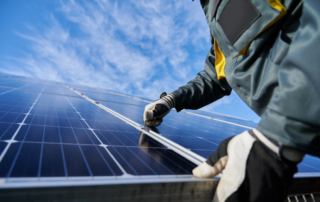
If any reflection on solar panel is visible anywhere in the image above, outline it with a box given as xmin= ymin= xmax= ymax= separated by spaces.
xmin=0 ymin=74 xmax=319 ymax=201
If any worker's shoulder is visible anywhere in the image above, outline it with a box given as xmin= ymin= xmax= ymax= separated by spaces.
xmin=202 ymin=0 xmax=299 ymax=58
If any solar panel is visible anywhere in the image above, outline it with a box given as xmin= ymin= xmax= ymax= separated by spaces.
xmin=93 ymin=92 xmax=320 ymax=175
xmin=0 ymin=81 xmax=199 ymax=184
xmin=0 ymin=74 xmax=319 ymax=200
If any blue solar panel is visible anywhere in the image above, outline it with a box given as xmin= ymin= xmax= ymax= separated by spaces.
xmin=0 ymin=74 xmax=319 ymax=190
xmin=0 ymin=81 xmax=197 ymax=181
xmin=96 ymin=97 xmax=320 ymax=174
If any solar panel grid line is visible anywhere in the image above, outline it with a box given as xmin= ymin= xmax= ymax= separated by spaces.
xmin=74 ymin=93 xmax=141 ymax=130
xmin=88 ymin=100 xmax=208 ymax=166
xmin=0 ymin=80 xmax=16 ymax=86
xmin=0 ymin=87 xmax=45 ymax=163
xmin=300 ymin=163 xmax=320 ymax=171
xmin=54 ymin=100 xmax=90 ymax=178
xmin=87 ymin=93 xmax=320 ymax=175
xmin=0 ymin=84 xmax=32 ymax=95
xmin=66 ymin=84 xmax=152 ymax=104
xmin=104 ymin=104 xmax=238 ymax=139
xmin=68 ymin=83 xmax=254 ymax=128
xmin=165 ymin=113 xmax=237 ymax=136
xmin=196 ymin=109 xmax=259 ymax=123
xmin=146 ymin=130 xmax=206 ymax=164
xmin=73 ymin=87 xmax=253 ymax=131
xmin=86 ymin=104 xmax=235 ymax=165
xmin=37 ymin=116 xmax=45 ymax=178
xmin=196 ymin=137 xmax=219 ymax=146
xmin=180 ymin=110 xmax=254 ymax=129
xmin=182 ymin=110 xmax=258 ymax=128
xmin=9 ymin=101 xmax=46 ymax=179
xmin=0 ymin=89 xmax=18 ymax=96
xmin=108 ymin=105 xmax=319 ymax=175
xmin=0 ymin=77 xmax=61 ymax=86
xmin=0 ymin=105 xmax=27 ymax=125
xmin=0 ymin=86 xmax=82 ymax=100
xmin=96 ymin=90 xmax=151 ymax=104
xmin=61 ymin=93 xmax=130 ymax=176
xmin=65 ymin=85 xmax=206 ymax=166
xmin=58 ymin=100 xmax=94 ymax=177
xmin=160 ymin=117 xmax=237 ymax=136
xmin=65 ymin=83 xmax=152 ymax=103
xmin=5 ymin=91 xmax=126 ymax=178
xmin=7 ymin=113 xmax=41 ymax=178
xmin=54 ymin=91 xmax=199 ymax=178
xmin=7 ymin=89 xmax=68 ymax=179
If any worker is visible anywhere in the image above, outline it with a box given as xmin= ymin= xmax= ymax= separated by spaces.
xmin=143 ymin=0 xmax=320 ymax=201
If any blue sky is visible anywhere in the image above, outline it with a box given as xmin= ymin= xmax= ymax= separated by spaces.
xmin=0 ymin=0 xmax=260 ymax=122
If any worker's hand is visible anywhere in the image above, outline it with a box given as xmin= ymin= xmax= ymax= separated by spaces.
xmin=143 ymin=93 xmax=175 ymax=127
xmin=193 ymin=129 xmax=304 ymax=202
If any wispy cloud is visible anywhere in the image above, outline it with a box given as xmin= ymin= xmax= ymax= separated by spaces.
xmin=1 ymin=0 xmax=210 ymax=99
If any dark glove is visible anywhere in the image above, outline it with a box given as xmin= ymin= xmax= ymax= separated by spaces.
xmin=192 ymin=129 xmax=305 ymax=202
xmin=143 ymin=93 xmax=175 ymax=127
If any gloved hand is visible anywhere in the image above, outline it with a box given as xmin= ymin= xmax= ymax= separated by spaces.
xmin=143 ymin=93 xmax=175 ymax=127
xmin=192 ymin=129 xmax=305 ymax=202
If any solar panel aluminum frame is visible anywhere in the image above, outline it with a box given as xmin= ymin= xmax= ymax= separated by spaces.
xmin=0 ymin=178 xmax=319 ymax=201
xmin=0 ymin=174 xmax=216 ymax=189
xmin=0 ymin=180 xmax=218 ymax=202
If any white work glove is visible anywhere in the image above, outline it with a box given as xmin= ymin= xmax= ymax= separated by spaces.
xmin=143 ymin=93 xmax=175 ymax=127
xmin=193 ymin=129 xmax=305 ymax=202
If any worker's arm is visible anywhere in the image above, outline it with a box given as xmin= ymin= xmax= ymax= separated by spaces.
xmin=171 ymin=47 xmax=232 ymax=112
xmin=256 ymin=0 xmax=320 ymax=156
xmin=143 ymin=47 xmax=232 ymax=127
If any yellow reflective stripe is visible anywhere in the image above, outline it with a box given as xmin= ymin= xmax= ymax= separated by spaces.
xmin=268 ymin=0 xmax=287 ymax=13
xmin=263 ymin=0 xmax=287 ymax=33
xmin=214 ymin=39 xmax=226 ymax=80
xmin=236 ymin=0 xmax=287 ymax=57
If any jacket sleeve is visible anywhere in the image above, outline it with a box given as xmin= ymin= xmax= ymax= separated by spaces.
xmin=257 ymin=0 xmax=320 ymax=156
xmin=171 ymin=47 xmax=232 ymax=112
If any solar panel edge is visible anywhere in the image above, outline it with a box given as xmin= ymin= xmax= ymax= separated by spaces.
xmin=64 ymin=84 xmax=206 ymax=166
xmin=64 ymin=84 xmax=320 ymax=177
xmin=0 ymin=174 xmax=214 ymax=189
xmin=180 ymin=110 xmax=254 ymax=130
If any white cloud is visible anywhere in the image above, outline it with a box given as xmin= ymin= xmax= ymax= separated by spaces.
xmin=1 ymin=0 xmax=211 ymax=99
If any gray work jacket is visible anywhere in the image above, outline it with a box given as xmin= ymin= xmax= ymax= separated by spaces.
xmin=171 ymin=0 xmax=320 ymax=156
